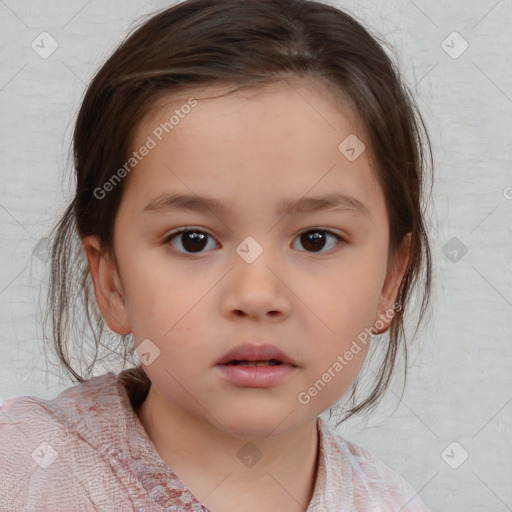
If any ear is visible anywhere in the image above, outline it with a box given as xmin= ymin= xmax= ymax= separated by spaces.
xmin=82 ymin=235 xmax=131 ymax=335
xmin=373 ymin=233 xmax=411 ymax=334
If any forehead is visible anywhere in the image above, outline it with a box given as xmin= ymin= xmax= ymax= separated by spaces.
xmin=136 ymin=77 xmax=365 ymax=147
xmin=124 ymin=78 xmax=381 ymax=210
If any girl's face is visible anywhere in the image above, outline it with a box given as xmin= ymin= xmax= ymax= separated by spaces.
xmin=84 ymin=78 xmax=409 ymax=439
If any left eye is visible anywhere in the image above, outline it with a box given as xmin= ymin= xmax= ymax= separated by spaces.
xmin=166 ymin=228 xmax=218 ymax=254
xmin=292 ymin=229 xmax=342 ymax=253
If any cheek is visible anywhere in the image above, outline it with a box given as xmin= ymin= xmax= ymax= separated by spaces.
xmin=118 ymin=249 xmax=189 ymax=322
xmin=125 ymin=279 xmax=213 ymax=365
xmin=297 ymin=254 xmax=385 ymax=393
xmin=303 ymin=256 xmax=384 ymax=333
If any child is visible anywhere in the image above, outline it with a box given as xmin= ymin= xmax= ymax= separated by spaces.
xmin=0 ymin=0 xmax=433 ymax=510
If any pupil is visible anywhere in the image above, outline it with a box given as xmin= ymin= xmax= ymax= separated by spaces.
xmin=182 ymin=231 xmax=207 ymax=252
xmin=301 ymin=231 xmax=325 ymax=252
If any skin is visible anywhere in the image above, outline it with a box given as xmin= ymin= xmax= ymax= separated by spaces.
xmin=82 ymin=78 xmax=410 ymax=512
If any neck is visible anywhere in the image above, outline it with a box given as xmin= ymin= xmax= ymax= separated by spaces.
xmin=136 ymin=384 xmax=320 ymax=512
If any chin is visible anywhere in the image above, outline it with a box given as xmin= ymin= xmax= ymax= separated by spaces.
xmin=217 ymin=409 xmax=302 ymax=441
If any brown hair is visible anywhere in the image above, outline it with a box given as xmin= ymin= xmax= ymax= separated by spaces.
xmin=43 ymin=0 xmax=433 ymax=422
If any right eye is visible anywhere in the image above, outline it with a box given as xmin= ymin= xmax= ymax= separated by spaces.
xmin=165 ymin=228 xmax=219 ymax=254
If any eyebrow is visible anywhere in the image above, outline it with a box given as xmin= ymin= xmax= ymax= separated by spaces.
xmin=143 ymin=191 xmax=369 ymax=217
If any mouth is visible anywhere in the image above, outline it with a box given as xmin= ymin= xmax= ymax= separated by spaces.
xmin=215 ymin=343 xmax=298 ymax=387
xmin=216 ymin=343 xmax=298 ymax=368
xmin=216 ymin=356 xmax=297 ymax=388
xmin=223 ymin=359 xmax=285 ymax=367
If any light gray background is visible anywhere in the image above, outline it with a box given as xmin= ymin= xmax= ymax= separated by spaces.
xmin=1 ymin=1 xmax=511 ymax=511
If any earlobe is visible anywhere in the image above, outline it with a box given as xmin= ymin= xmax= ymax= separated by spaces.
xmin=374 ymin=233 xmax=411 ymax=334
xmin=82 ymin=235 xmax=131 ymax=335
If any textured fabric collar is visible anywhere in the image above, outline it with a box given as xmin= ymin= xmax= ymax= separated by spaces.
xmin=51 ymin=366 xmax=335 ymax=510
xmin=28 ymin=366 xmax=427 ymax=511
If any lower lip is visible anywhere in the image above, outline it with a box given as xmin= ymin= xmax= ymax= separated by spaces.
xmin=215 ymin=363 xmax=296 ymax=388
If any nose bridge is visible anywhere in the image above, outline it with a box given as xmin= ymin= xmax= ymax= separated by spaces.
xmin=222 ymin=236 xmax=291 ymax=319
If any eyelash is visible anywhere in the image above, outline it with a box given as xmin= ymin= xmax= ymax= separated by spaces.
xmin=163 ymin=227 xmax=345 ymax=255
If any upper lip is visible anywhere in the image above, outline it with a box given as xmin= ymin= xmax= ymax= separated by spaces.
xmin=216 ymin=343 xmax=298 ymax=367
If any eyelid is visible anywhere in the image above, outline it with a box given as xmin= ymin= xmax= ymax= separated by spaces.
xmin=166 ymin=226 xmax=212 ymax=236
xmin=164 ymin=226 xmax=218 ymax=244
xmin=298 ymin=227 xmax=346 ymax=239
xmin=165 ymin=226 xmax=347 ymax=239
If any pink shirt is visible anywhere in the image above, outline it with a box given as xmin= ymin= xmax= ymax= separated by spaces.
xmin=1 ymin=367 xmax=429 ymax=511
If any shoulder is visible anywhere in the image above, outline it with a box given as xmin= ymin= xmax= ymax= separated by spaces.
xmin=316 ymin=418 xmax=430 ymax=511
xmin=0 ymin=372 xmax=128 ymax=510
xmin=0 ymin=371 xmax=119 ymax=440
xmin=0 ymin=391 xmax=69 ymax=457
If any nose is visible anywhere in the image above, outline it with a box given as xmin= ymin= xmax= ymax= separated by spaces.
xmin=221 ymin=256 xmax=292 ymax=322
